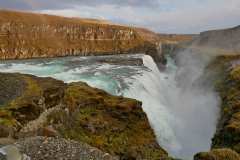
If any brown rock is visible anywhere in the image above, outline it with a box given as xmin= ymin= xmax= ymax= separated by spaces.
xmin=37 ymin=126 xmax=59 ymax=137
xmin=194 ymin=148 xmax=240 ymax=160
xmin=0 ymin=126 xmax=13 ymax=138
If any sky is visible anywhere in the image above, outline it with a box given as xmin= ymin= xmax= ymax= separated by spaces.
xmin=0 ymin=0 xmax=240 ymax=34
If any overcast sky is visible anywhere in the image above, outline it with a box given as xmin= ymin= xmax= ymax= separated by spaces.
xmin=0 ymin=0 xmax=240 ymax=34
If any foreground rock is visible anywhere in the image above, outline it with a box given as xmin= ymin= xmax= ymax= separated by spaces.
xmin=0 ymin=72 xmax=170 ymax=159
xmin=1 ymin=136 xmax=117 ymax=160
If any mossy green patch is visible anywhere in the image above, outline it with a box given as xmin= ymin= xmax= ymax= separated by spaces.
xmin=47 ymin=82 xmax=169 ymax=159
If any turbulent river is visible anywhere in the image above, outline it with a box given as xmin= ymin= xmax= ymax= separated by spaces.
xmin=0 ymin=54 xmax=219 ymax=159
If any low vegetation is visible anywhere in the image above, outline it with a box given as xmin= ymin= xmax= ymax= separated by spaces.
xmin=0 ymin=73 xmax=170 ymax=159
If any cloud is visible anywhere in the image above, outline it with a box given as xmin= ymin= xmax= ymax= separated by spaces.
xmin=0 ymin=0 xmax=159 ymax=10
xmin=0 ymin=0 xmax=240 ymax=33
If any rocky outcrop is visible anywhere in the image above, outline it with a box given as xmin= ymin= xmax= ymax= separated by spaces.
xmin=0 ymin=72 xmax=170 ymax=159
xmin=194 ymin=148 xmax=240 ymax=160
xmin=191 ymin=25 xmax=240 ymax=54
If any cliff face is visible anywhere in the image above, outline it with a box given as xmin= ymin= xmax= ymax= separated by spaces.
xmin=192 ymin=25 xmax=240 ymax=54
xmin=189 ymin=26 xmax=240 ymax=154
xmin=0 ymin=10 xmax=194 ymax=66
xmin=191 ymin=53 xmax=240 ymax=160
xmin=194 ymin=55 xmax=240 ymax=160
xmin=135 ymin=27 xmax=195 ymax=43
xmin=175 ymin=25 xmax=240 ymax=159
xmin=0 ymin=10 xmax=147 ymax=60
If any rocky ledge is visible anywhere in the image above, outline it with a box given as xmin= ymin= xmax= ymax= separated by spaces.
xmin=0 ymin=72 xmax=170 ymax=160
xmin=193 ymin=55 xmax=240 ymax=160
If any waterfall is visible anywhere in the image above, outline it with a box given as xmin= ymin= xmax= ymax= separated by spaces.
xmin=124 ymin=54 xmax=219 ymax=159
xmin=124 ymin=55 xmax=182 ymax=153
xmin=0 ymin=53 xmax=220 ymax=159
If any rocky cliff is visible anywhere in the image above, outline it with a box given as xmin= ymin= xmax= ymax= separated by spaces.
xmin=0 ymin=10 xmax=148 ymax=60
xmin=193 ymin=55 xmax=240 ymax=160
xmin=191 ymin=25 xmax=240 ymax=54
xmin=0 ymin=10 xmax=194 ymax=69
xmin=188 ymin=24 xmax=240 ymax=159
xmin=212 ymin=56 xmax=240 ymax=152
xmin=0 ymin=73 xmax=171 ymax=160
xmin=135 ymin=27 xmax=194 ymax=43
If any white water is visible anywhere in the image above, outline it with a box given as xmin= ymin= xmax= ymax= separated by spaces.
xmin=136 ymin=55 xmax=219 ymax=159
xmin=0 ymin=54 xmax=219 ymax=159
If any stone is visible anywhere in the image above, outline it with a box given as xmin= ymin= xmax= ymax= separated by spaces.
xmin=38 ymin=126 xmax=59 ymax=137
xmin=194 ymin=148 xmax=240 ymax=160
xmin=0 ymin=145 xmax=23 ymax=160
xmin=15 ymin=137 xmax=119 ymax=160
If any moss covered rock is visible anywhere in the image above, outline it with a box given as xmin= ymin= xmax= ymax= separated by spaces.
xmin=0 ymin=73 xmax=169 ymax=159
xmin=48 ymin=82 xmax=169 ymax=159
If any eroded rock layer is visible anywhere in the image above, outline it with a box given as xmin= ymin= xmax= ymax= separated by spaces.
xmin=0 ymin=10 xmax=148 ymax=59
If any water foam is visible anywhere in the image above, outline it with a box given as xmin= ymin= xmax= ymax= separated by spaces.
xmin=124 ymin=55 xmax=219 ymax=159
